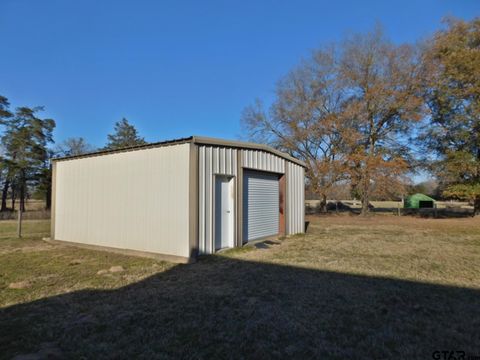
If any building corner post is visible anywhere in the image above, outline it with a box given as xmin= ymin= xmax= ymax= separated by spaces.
xmin=189 ymin=142 xmax=199 ymax=259
xmin=50 ymin=161 xmax=57 ymax=241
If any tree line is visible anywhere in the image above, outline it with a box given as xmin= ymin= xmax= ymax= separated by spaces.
xmin=0 ymin=100 xmax=146 ymax=213
xmin=242 ymin=18 xmax=480 ymax=215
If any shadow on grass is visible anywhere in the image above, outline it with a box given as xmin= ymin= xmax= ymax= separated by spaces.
xmin=1 ymin=256 xmax=479 ymax=359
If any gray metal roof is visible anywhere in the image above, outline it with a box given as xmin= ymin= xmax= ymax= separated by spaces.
xmin=52 ymin=135 xmax=306 ymax=167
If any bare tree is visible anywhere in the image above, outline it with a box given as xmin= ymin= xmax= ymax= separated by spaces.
xmin=339 ymin=27 xmax=427 ymax=214
xmin=242 ymin=27 xmax=426 ymax=214
xmin=242 ymin=46 xmax=351 ymax=212
xmin=56 ymin=137 xmax=95 ymax=157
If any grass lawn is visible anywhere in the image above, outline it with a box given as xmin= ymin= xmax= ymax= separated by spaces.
xmin=1 ymin=216 xmax=479 ymax=359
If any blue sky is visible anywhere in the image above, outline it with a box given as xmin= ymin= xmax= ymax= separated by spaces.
xmin=0 ymin=0 xmax=478 ymax=148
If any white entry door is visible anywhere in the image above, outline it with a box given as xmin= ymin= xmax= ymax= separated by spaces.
xmin=215 ymin=176 xmax=234 ymax=251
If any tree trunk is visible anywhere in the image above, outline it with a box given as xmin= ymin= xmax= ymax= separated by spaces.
xmin=361 ymin=194 xmax=370 ymax=215
xmin=360 ymin=172 xmax=371 ymax=216
xmin=46 ymin=184 xmax=51 ymax=210
xmin=361 ymin=137 xmax=375 ymax=216
xmin=319 ymin=193 xmax=328 ymax=213
xmin=1 ymin=180 xmax=9 ymax=211
xmin=19 ymin=184 xmax=25 ymax=213
xmin=474 ymin=196 xmax=480 ymax=217
xmin=11 ymin=188 xmax=15 ymax=212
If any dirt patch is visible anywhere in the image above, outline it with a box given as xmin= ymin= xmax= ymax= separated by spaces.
xmin=68 ymin=259 xmax=83 ymax=266
xmin=0 ymin=244 xmax=56 ymax=256
xmin=109 ymin=265 xmax=124 ymax=273
xmin=8 ymin=281 xmax=31 ymax=289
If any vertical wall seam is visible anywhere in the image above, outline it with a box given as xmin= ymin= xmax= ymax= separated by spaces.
xmin=237 ymin=150 xmax=243 ymax=246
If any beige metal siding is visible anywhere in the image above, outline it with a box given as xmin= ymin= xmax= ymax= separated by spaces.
xmin=286 ymin=162 xmax=305 ymax=234
xmin=54 ymin=144 xmax=191 ymax=258
xmin=198 ymin=146 xmax=303 ymax=254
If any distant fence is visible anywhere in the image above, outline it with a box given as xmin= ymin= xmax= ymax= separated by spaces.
xmin=401 ymin=208 xmax=473 ymax=218
xmin=0 ymin=210 xmax=51 ymax=221
xmin=306 ymin=200 xmax=474 ymax=218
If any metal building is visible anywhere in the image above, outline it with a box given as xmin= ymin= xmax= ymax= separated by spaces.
xmin=51 ymin=136 xmax=305 ymax=263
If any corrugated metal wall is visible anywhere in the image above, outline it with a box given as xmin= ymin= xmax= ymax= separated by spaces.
xmin=54 ymin=144 xmax=191 ymax=258
xmin=286 ymin=162 xmax=305 ymax=235
xmin=242 ymin=149 xmax=285 ymax=173
xmin=198 ymin=145 xmax=304 ymax=254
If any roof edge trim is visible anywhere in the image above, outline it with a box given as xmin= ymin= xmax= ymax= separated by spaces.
xmin=52 ymin=137 xmax=194 ymax=162
xmin=52 ymin=135 xmax=306 ymax=167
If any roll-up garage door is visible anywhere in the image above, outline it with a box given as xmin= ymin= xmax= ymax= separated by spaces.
xmin=243 ymin=170 xmax=279 ymax=241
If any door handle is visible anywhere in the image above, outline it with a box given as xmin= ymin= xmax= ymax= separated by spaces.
xmin=226 ymin=210 xmax=231 ymax=213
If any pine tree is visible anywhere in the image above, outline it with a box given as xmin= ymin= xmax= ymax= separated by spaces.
xmin=0 ymin=106 xmax=55 ymax=212
xmin=0 ymin=96 xmax=13 ymax=211
xmin=104 ymin=118 xmax=147 ymax=150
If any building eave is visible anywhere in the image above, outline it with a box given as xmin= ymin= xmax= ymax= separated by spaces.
xmin=52 ymin=135 xmax=306 ymax=167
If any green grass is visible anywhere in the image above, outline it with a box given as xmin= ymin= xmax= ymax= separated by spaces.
xmin=1 ymin=216 xmax=479 ymax=359
xmin=0 ymin=220 xmax=173 ymax=308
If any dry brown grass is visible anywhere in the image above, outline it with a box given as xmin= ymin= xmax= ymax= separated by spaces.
xmin=23 ymin=200 xmax=47 ymax=211
xmin=1 ymin=216 xmax=479 ymax=359
xmin=251 ymin=215 xmax=480 ymax=289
